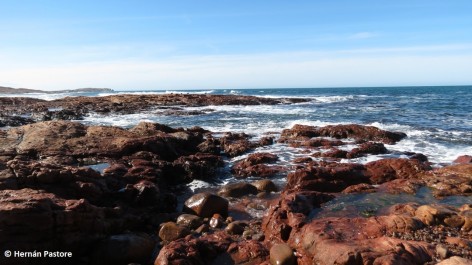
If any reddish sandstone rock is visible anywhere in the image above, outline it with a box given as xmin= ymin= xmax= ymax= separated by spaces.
xmin=290 ymin=216 xmax=433 ymax=265
xmin=286 ymin=163 xmax=369 ymax=192
xmin=347 ymin=141 xmax=388 ymax=158
xmin=365 ymin=158 xmax=431 ymax=184
xmin=420 ymin=164 xmax=472 ymax=197
xmin=154 ymin=231 xmax=233 ymax=265
xmin=232 ymin=153 xmax=284 ymax=178
xmin=0 ymin=121 xmax=206 ymax=160
xmin=262 ymin=191 xmax=335 ymax=243
xmin=454 ymin=155 xmax=472 ymax=164
xmin=226 ymin=240 xmax=269 ymax=264
xmin=280 ymin=124 xmax=406 ymax=144
xmin=0 ymin=189 xmax=107 ymax=256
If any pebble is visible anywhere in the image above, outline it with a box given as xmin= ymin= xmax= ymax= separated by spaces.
xmin=209 ymin=213 xmax=225 ymax=228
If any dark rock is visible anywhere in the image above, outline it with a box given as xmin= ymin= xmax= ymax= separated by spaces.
xmin=251 ymin=179 xmax=278 ymax=193
xmin=91 ymin=233 xmax=155 ymax=265
xmin=176 ymin=214 xmax=203 ymax=229
xmin=225 ymin=222 xmax=244 ymax=235
xmin=158 ymin=222 xmax=190 ymax=243
xmin=183 ymin=192 xmax=229 ymax=218
xmin=218 ymin=182 xmax=258 ymax=198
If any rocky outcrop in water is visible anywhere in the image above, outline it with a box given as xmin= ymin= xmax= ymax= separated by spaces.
xmin=0 ymin=117 xmax=471 ymax=264
xmin=0 ymin=94 xmax=310 ymax=126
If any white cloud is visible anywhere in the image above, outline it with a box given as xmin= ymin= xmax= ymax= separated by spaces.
xmin=348 ymin=32 xmax=377 ymax=40
xmin=1 ymin=44 xmax=472 ymax=90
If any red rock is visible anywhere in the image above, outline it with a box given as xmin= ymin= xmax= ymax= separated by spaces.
xmin=154 ymin=231 xmax=232 ymax=265
xmin=365 ymin=158 xmax=431 ymax=184
xmin=0 ymin=189 xmax=107 ymax=254
xmin=454 ymin=155 xmax=472 ymax=164
xmin=232 ymin=153 xmax=284 ymax=178
xmin=420 ymin=164 xmax=472 ymax=197
xmin=281 ymin=124 xmax=407 ymax=144
xmin=347 ymin=142 xmax=388 ymax=158
xmin=286 ymin=163 xmax=369 ymax=192
xmin=226 ymin=240 xmax=269 ymax=265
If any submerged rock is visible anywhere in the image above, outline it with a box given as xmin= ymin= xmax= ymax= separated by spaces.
xmin=218 ymin=182 xmax=258 ymax=198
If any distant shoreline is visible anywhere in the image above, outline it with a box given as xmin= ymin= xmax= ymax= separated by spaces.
xmin=0 ymin=86 xmax=114 ymax=94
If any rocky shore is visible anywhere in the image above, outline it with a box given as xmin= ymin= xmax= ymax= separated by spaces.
xmin=0 ymin=94 xmax=471 ymax=265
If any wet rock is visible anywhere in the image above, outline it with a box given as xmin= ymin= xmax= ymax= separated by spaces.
xmin=196 ymin=138 xmax=220 ymax=154
xmin=218 ymin=182 xmax=258 ymax=198
xmin=259 ymin=136 xmax=274 ymax=146
xmin=292 ymin=157 xmax=312 ymax=163
xmin=293 ymin=217 xmax=434 ymax=264
xmin=226 ymin=240 xmax=269 ymax=265
xmin=454 ymin=155 xmax=472 ymax=164
xmin=210 ymin=214 xmax=225 ymax=228
xmin=320 ymin=148 xmax=348 ymax=158
xmin=251 ymin=179 xmax=278 ymax=193
xmin=341 ymin=183 xmax=376 ymax=193
xmin=270 ymin=243 xmax=295 ymax=265
xmin=158 ymin=222 xmax=190 ymax=243
xmin=232 ymin=152 xmax=284 ymax=178
xmin=172 ymin=153 xmax=224 ymax=181
xmin=286 ymin=162 xmax=369 ymax=192
xmin=366 ymin=158 xmax=431 ymax=184
xmin=347 ymin=142 xmax=388 ymax=158
xmin=183 ymin=192 xmax=229 ymax=218
xmin=0 ymin=115 xmax=35 ymax=127
xmin=91 ymin=233 xmax=155 ymax=265
xmin=280 ymin=124 xmax=406 ymax=144
xmin=225 ymin=222 xmax=244 ymax=235
xmin=195 ymin=224 xmax=209 ymax=234
xmin=176 ymin=214 xmax=203 ymax=229
xmin=154 ymin=231 xmax=233 ymax=264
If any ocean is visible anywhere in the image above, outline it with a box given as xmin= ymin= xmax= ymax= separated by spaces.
xmin=4 ymin=86 xmax=472 ymax=167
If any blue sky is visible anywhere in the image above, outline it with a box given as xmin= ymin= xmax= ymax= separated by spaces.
xmin=1 ymin=1 xmax=472 ymax=90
